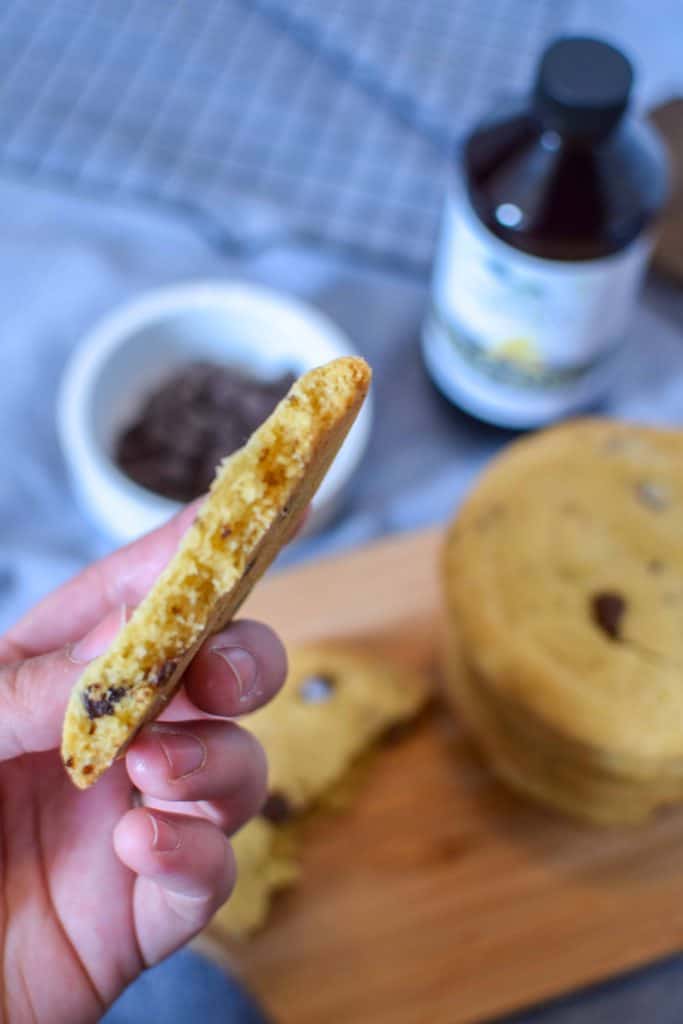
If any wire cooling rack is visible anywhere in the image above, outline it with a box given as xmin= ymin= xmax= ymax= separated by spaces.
xmin=0 ymin=0 xmax=677 ymax=275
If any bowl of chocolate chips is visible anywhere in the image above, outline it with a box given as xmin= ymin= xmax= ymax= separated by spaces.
xmin=58 ymin=281 xmax=372 ymax=542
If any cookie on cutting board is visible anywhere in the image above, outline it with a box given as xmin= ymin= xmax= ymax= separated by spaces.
xmin=62 ymin=357 xmax=371 ymax=788
xmin=207 ymin=644 xmax=431 ymax=939
xmin=442 ymin=418 xmax=683 ymax=824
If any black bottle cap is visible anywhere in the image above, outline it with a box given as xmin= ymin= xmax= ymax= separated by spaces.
xmin=534 ymin=37 xmax=633 ymax=139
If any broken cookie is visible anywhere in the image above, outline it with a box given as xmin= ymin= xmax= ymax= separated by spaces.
xmin=205 ymin=644 xmax=431 ymax=939
xmin=61 ymin=357 xmax=371 ymax=788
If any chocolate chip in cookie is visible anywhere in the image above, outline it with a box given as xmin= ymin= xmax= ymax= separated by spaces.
xmin=591 ymin=591 xmax=626 ymax=641
xmin=261 ymin=791 xmax=293 ymax=824
xmin=82 ymin=685 xmax=127 ymax=719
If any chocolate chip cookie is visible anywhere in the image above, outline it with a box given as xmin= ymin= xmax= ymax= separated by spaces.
xmin=207 ymin=645 xmax=431 ymax=938
xmin=443 ymin=419 xmax=683 ymax=824
xmin=62 ymin=357 xmax=371 ymax=788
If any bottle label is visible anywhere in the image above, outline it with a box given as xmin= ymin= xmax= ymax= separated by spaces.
xmin=431 ymin=193 xmax=651 ymax=390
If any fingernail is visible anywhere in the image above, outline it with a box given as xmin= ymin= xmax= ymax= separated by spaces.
xmin=150 ymin=725 xmax=207 ymax=780
xmin=211 ymin=646 xmax=259 ymax=704
xmin=68 ymin=604 xmax=129 ymax=663
xmin=147 ymin=812 xmax=181 ymax=853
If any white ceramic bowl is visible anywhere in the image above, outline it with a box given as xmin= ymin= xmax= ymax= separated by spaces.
xmin=58 ymin=281 xmax=372 ymax=544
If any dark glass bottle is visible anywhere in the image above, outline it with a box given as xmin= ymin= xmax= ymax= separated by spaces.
xmin=423 ymin=37 xmax=669 ymax=429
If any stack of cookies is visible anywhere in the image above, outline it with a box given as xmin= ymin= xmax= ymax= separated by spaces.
xmin=443 ymin=420 xmax=683 ymax=825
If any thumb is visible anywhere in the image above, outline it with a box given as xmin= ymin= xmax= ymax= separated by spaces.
xmin=0 ymin=607 xmax=126 ymax=762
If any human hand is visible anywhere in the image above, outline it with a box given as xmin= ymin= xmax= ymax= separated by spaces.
xmin=0 ymin=504 xmax=287 ymax=1022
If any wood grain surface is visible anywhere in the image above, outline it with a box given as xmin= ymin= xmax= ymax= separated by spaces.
xmin=201 ymin=527 xmax=683 ymax=1024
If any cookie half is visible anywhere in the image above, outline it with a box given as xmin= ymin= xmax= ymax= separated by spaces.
xmin=208 ymin=644 xmax=431 ymax=938
xmin=244 ymin=644 xmax=431 ymax=814
xmin=62 ymin=357 xmax=371 ymax=788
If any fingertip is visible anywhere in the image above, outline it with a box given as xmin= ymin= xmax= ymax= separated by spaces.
xmin=113 ymin=807 xmax=151 ymax=869
xmin=125 ymin=720 xmax=268 ymax=828
xmin=114 ymin=808 xmax=236 ymax=903
xmin=117 ymin=808 xmax=236 ymax=965
xmin=185 ymin=619 xmax=287 ymax=717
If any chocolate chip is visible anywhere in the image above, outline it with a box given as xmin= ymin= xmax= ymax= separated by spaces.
xmin=591 ymin=591 xmax=626 ymax=641
xmin=82 ymin=685 xmax=127 ymax=719
xmin=299 ymin=674 xmax=336 ymax=703
xmin=220 ymin=524 xmax=233 ymax=539
xmin=261 ymin=791 xmax=292 ymax=824
xmin=635 ymin=481 xmax=669 ymax=511
xmin=64 ymin=756 xmax=74 ymax=769
xmin=115 ymin=362 xmax=296 ymax=502
xmin=82 ymin=765 xmax=94 ymax=776
xmin=150 ymin=659 xmax=179 ymax=686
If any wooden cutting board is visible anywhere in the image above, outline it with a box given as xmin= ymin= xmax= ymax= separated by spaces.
xmin=201 ymin=527 xmax=683 ymax=1024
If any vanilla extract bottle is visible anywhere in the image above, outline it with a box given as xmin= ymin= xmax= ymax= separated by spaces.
xmin=423 ymin=37 xmax=668 ymax=428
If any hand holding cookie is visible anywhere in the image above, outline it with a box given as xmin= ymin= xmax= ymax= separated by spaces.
xmin=0 ymin=357 xmax=371 ymax=1022
xmin=0 ymin=505 xmax=290 ymax=1021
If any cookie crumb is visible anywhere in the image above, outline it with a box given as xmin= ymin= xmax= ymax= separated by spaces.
xmin=591 ymin=591 xmax=626 ymax=641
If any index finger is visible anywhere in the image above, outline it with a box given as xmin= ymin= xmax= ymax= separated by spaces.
xmin=2 ymin=500 xmax=201 ymax=661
